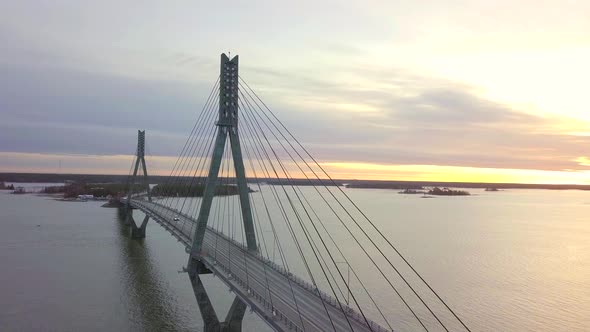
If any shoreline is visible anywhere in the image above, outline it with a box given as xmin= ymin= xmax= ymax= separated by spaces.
xmin=2 ymin=173 xmax=590 ymax=191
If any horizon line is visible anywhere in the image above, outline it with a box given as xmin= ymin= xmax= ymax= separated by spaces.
xmin=2 ymin=171 xmax=590 ymax=188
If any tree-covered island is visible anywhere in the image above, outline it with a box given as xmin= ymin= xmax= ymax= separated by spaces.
xmin=427 ymin=187 xmax=471 ymax=196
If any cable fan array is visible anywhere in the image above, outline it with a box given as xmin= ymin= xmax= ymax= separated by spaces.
xmin=138 ymin=75 xmax=471 ymax=332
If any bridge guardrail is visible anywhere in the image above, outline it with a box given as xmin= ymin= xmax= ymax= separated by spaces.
xmin=130 ymin=199 xmax=390 ymax=332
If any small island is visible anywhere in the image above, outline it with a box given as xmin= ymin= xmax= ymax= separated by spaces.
xmin=150 ymin=183 xmax=252 ymax=197
xmin=427 ymin=187 xmax=470 ymax=196
xmin=34 ymin=182 xmax=253 ymax=202
xmin=485 ymin=187 xmax=500 ymax=192
xmin=398 ymin=188 xmax=426 ymax=194
xmin=42 ymin=182 xmax=133 ymax=199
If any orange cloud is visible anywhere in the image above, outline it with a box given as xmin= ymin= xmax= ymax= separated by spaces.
xmin=2 ymin=152 xmax=590 ymax=185
xmin=321 ymin=162 xmax=590 ymax=184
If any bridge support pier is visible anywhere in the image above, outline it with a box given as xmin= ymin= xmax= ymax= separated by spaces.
xmin=121 ymin=208 xmax=149 ymax=239
xmin=131 ymin=215 xmax=149 ymax=239
xmin=184 ymin=54 xmax=252 ymax=332
xmin=119 ymin=201 xmax=132 ymax=225
xmin=123 ymin=129 xmax=152 ymax=239
xmin=188 ymin=267 xmax=247 ymax=332
xmin=222 ymin=297 xmax=247 ymax=332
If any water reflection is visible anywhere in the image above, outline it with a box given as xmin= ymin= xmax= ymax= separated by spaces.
xmin=115 ymin=210 xmax=187 ymax=331
xmin=1 ymin=189 xmax=588 ymax=331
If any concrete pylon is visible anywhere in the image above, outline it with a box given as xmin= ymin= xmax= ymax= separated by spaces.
xmin=187 ymin=53 xmax=256 ymax=332
xmin=190 ymin=54 xmax=257 ymax=255
xmin=125 ymin=130 xmax=151 ymax=238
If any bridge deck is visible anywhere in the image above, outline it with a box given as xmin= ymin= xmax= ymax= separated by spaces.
xmin=130 ymin=199 xmax=389 ymax=332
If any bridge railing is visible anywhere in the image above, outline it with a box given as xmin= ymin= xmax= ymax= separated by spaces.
xmin=131 ymin=198 xmax=391 ymax=332
xmin=131 ymin=200 xmax=193 ymax=247
xmin=199 ymin=215 xmax=391 ymax=332
xmin=209 ymin=252 xmax=304 ymax=331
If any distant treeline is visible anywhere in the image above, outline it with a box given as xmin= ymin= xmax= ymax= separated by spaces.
xmin=0 ymin=173 xmax=340 ymax=187
xmin=428 ymin=187 xmax=470 ymax=196
xmin=0 ymin=182 xmax=15 ymax=190
xmin=0 ymin=173 xmax=171 ymax=184
xmin=348 ymin=182 xmax=424 ymax=190
xmin=151 ymin=183 xmax=245 ymax=197
xmin=2 ymin=173 xmax=590 ymax=191
xmin=344 ymin=180 xmax=590 ymax=191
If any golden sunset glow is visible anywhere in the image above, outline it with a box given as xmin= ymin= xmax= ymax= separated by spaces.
xmin=2 ymin=150 xmax=590 ymax=185
xmin=321 ymin=162 xmax=590 ymax=185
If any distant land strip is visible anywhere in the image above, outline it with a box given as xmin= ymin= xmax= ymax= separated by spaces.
xmin=1 ymin=173 xmax=589 ymax=191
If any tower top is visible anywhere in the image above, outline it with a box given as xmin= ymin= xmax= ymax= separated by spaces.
xmin=136 ymin=130 xmax=145 ymax=158
xmin=221 ymin=53 xmax=238 ymax=64
xmin=218 ymin=53 xmax=239 ymax=127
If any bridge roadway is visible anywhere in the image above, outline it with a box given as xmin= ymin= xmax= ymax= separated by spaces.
xmin=129 ymin=198 xmax=390 ymax=332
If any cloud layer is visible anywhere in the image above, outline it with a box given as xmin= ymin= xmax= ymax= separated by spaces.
xmin=1 ymin=1 xmax=589 ymax=180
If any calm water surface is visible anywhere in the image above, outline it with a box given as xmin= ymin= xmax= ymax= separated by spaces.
xmin=0 ymin=188 xmax=588 ymax=331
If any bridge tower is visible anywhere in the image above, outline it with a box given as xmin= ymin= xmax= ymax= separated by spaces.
xmin=125 ymin=129 xmax=151 ymax=238
xmin=190 ymin=54 xmax=257 ymax=254
xmin=188 ymin=53 xmax=256 ymax=332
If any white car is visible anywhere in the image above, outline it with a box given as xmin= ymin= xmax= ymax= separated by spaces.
xmin=173 ymin=216 xmax=180 ymax=221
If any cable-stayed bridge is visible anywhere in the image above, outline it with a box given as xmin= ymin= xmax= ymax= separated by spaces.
xmin=122 ymin=54 xmax=471 ymax=332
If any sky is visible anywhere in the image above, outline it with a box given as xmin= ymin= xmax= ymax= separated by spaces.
xmin=1 ymin=1 xmax=589 ymax=184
